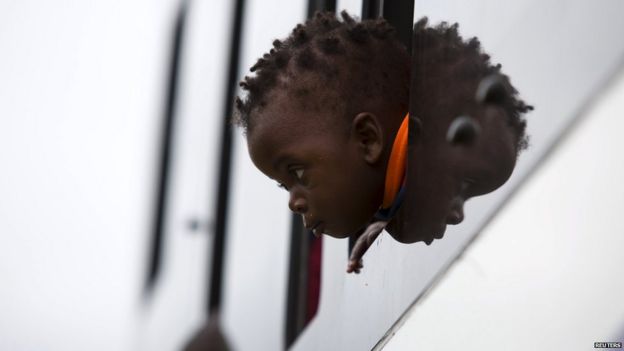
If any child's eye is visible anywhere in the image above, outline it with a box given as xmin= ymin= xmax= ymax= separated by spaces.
xmin=294 ymin=169 xmax=304 ymax=180
xmin=287 ymin=167 xmax=305 ymax=181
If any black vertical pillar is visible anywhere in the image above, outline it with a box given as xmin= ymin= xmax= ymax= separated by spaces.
xmin=381 ymin=0 xmax=414 ymax=52
xmin=145 ymin=0 xmax=188 ymax=295
xmin=208 ymin=0 xmax=246 ymax=313
xmin=361 ymin=0 xmax=413 ymax=51
xmin=308 ymin=0 xmax=336 ymax=16
xmin=361 ymin=0 xmax=383 ymax=19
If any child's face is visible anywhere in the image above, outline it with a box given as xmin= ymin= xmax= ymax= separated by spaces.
xmin=397 ymin=103 xmax=517 ymax=244
xmin=247 ymin=89 xmax=384 ymax=238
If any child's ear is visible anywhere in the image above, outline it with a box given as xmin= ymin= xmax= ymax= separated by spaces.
xmin=351 ymin=112 xmax=384 ymax=165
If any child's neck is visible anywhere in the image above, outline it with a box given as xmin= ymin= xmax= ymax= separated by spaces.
xmin=374 ymin=114 xmax=408 ymax=222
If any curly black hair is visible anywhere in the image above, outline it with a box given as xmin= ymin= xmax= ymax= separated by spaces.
xmin=233 ymin=11 xmax=410 ymax=135
xmin=411 ymin=17 xmax=533 ymax=152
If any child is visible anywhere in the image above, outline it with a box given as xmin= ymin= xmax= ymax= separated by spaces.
xmin=348 ymin=18 xmax=533 ymax=271
xmin=234 ymin=11 xmax=410 ymax=239
xmin=233 ymin=13 xmax=532 ymax=273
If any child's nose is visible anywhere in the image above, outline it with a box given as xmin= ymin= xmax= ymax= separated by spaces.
xmin=288 ymin=194 xmax=308 ymax=214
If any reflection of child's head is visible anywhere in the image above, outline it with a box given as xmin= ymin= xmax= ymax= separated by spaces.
xmin=233 ymin=12 xmax=410 ymax=238
xmin=396 ymin=18 xmax=533 ymax=244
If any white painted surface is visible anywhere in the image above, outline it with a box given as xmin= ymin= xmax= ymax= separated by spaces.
xmin=0 ymin=0 xmax=231 ymax=349
xmin=3 ymin=1 xmax=624 ymax=350
xmin=383 ymin=61 xmax=624 ymax=351
xmin=0 ymin=0 xmax=179 ymax=350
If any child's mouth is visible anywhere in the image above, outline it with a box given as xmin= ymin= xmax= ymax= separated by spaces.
xmin=303 ymin=218 xmax=324 ymax=237
xmin=311 ymin=222 xmax=324 ymax=237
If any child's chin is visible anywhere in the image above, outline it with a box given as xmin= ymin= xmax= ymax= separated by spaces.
xmin=320 ymin=225 xmax=349 ymax=239
xmin=325 ymin=221 xmax=370 ymax=239
xmin=389 ymin=224 xmax=447 ymax=244
xmin=325 ymin=229 xmax=353 ymax=239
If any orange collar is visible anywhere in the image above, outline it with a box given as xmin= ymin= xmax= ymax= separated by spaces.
xmin=381 ymin=114 xmax=408 ymax=209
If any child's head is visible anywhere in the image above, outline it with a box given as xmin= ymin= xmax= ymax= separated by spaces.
xmin=233 ymin=11 xmax=410 ymax=238
xmin=395 ymin=18 xmax=533 ymax=244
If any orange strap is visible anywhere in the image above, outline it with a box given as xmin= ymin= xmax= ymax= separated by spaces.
xmin=381 ymin=114 xmax=408 ymax=209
